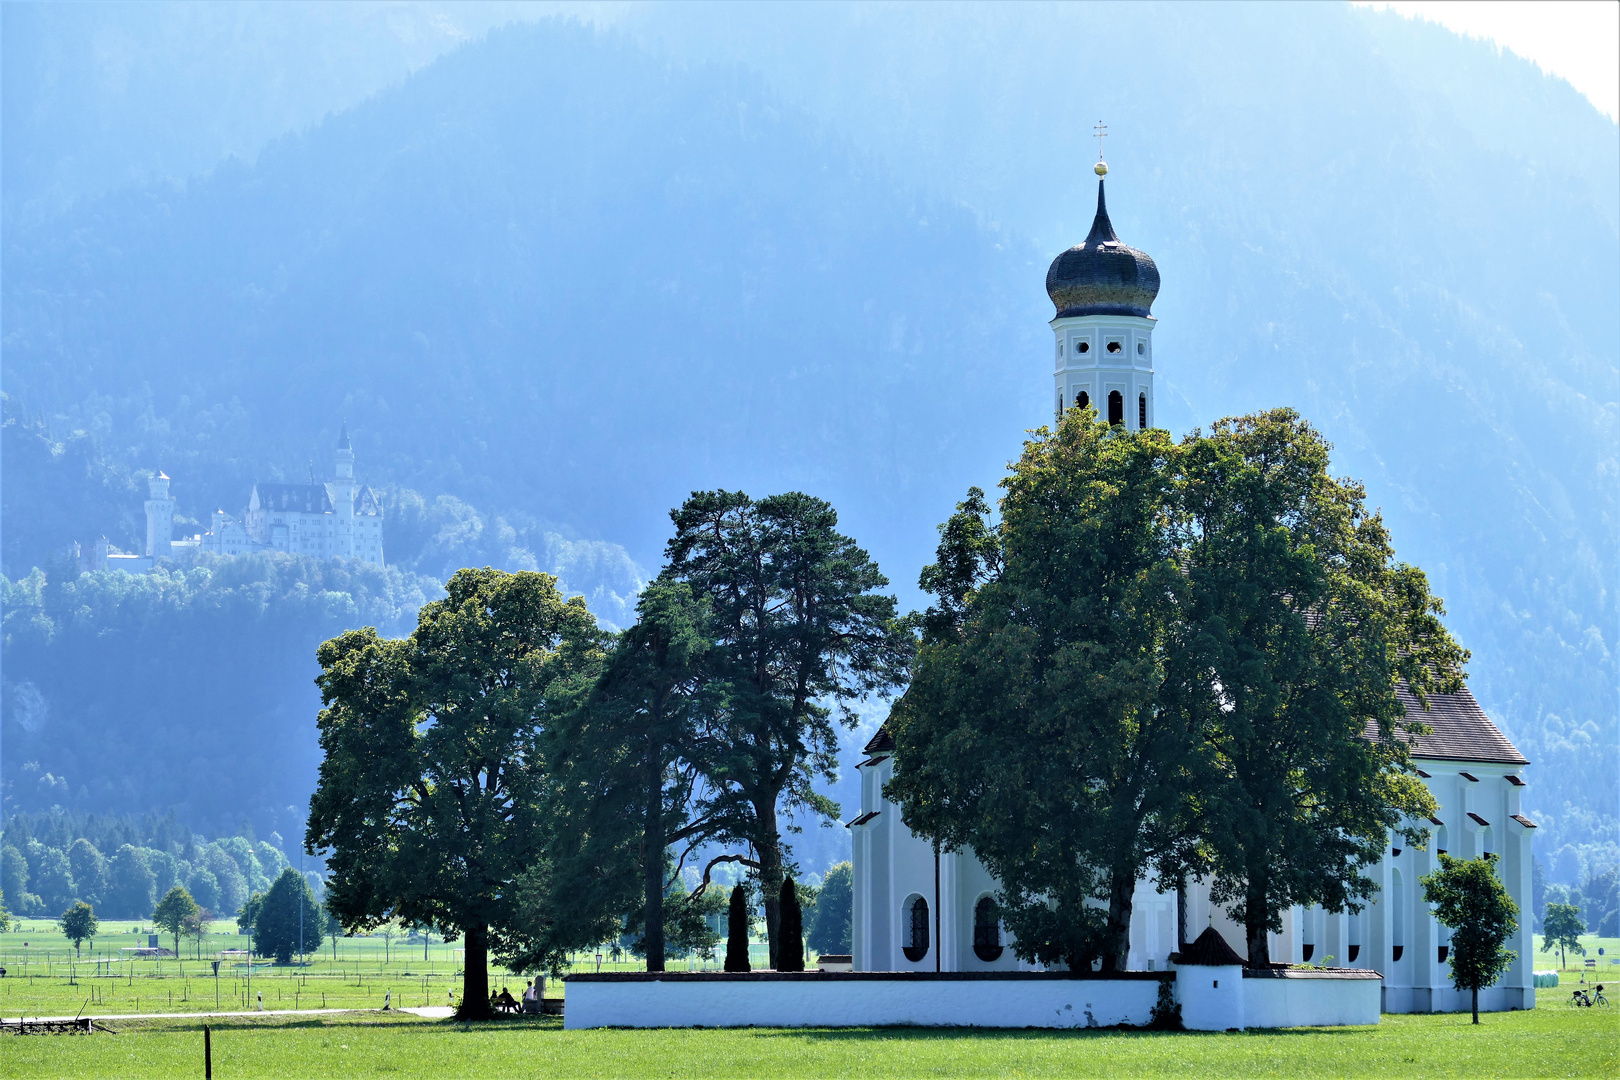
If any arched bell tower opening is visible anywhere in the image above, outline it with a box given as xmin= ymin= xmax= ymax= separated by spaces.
xmin=1047 ymin=158 xmax=1158 ymax=430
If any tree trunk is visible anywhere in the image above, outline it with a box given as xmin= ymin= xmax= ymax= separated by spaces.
xmin=644 ymin=742 xmax=667 ymax=972
xmin=458 ymin=923 xmax=492 ymax=1019
xmin=1245 ymin=879 xmax=1270 ymax=968
xmin=1471 ymin=986 xmax=1478 ymax=1025
xmin=1101 ymin=868 xmax=1135 ymax=972
xmin=756 ymin=801 xmax=784 ymax=969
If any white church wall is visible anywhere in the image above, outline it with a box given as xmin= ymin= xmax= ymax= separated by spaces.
xmin=1241 ymin=970 xmax=1382 ymax=1029
xmin=564 ymin=972 xmax=1166 ymax=1030
xmin=565 ymin=970 xmax=1382 ymax=1030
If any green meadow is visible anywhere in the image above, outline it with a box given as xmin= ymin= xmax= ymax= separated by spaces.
xmin=4 ymin=917 xmax=1616 ymax=1077
xmin=2 ymin=1004 xmax=1615 ymax=1079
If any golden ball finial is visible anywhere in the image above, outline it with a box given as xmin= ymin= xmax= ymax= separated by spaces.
xmin=1094 ymin=160 xmax=1108 ymax=177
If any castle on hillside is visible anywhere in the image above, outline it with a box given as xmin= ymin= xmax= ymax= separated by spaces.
xmin=84 ymin=426 xmax=384 ymax=572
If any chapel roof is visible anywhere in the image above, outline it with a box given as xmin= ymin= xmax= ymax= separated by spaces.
xmin=862 ymin=727 xmax=896 ymax=755
xmin=1380 ymin=684 xmax=1527 ymax=766
xmin=866 ymin=684 xmax=1526 ymax=769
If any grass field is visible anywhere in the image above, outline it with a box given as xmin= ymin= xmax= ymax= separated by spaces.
xmin=3 ymin=918 xmax=1616 ymax=1077
xmin=2 ymin=1003 xmax=1615 ymax=1079
xmin=0 ymin=915 xmax=783 ymax=1019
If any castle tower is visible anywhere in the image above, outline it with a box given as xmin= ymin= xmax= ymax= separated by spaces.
xmin=144 ymin=472 xmax=175 ymax=558
xmin=332 ymin=423 xmax=357 ymax=558
xmin=1045 ymin=161 xmax=1160 ymax=429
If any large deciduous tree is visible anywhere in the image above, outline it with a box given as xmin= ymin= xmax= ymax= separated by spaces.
xmin=153 ymin=885 xmax=197 ymax=957
xmin=887 ymin=413 xmax=1200 ymax=971
xmin=661 ymin=491 xmax=911 ymax=967
xmin=60 ymin=900 xmax=98 ymax=958
xmin=1540 ymin=902 xmax=1584 ymax=970
xmin=306 ymin=568 xmax=602 ymax=1018
xmin=1182 ymin=409 xmax=1452 ymax=965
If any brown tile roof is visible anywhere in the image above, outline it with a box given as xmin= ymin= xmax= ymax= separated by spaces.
xmin=863 ymin=727 xmax=896 ymax=755
xmin=845 ymin=811 xmax=881 ymax=829
xmin=1170 ymin=926 xmax=1247 ymax=967
xmin=1510 ymin=815 xmax=1538 ymax=829
xmin=1468 ymin=812 xmax=1490 ymax=826
xmin=1381 ymin=684 xmax=1528 ymax=766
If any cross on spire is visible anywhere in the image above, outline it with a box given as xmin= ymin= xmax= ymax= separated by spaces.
xmin=1093 ymin=121 xmax=1107 ymax=161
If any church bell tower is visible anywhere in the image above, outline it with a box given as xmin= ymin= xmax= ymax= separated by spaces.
xmin=1045 ymin=147 xmax=1159 ymax=430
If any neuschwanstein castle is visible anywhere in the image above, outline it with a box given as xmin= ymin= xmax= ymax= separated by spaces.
xmin=83 ymin=426 xmax=384 ymax=572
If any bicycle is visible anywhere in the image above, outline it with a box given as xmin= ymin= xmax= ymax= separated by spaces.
xmin=1592 ymin=984 xmax=1609 ymax=1006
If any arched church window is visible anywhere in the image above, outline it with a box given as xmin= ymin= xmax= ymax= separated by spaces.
xmin=1077 ymin=391 xmax=1090 ymax=410
xmin=1108 ymin=391 xmax=1124 ymax=425
xmin=1078 ymin=341 xmax=1090 ymax=354
xmin=1137 ymin=341 xmax=1146 ymax=355
xmin=973 ymin=897 xmax=1004 ymax=962
xmin=903 ymin=896 xmax=930 ymax=962
xmin=1139 ymin=393 xmax=1147 ymax=429
xmin=1392 ymin=869 xmax=1406 ymax=963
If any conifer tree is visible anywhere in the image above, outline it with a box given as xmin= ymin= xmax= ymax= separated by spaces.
xmin=777 ymin=877 xmax=805 ymax=971
xmin=660 ymin=491 xmax=911 ymax=967
xmin=724 ymin=885 xmax=751 ymax=972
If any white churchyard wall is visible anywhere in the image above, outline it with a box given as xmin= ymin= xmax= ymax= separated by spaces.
xmin=563 ymin=970 xmax=1379 ymax=1031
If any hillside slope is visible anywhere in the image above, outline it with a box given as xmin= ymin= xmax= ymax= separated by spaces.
xmin=2 ymin=9 xmax=1613 ymax=878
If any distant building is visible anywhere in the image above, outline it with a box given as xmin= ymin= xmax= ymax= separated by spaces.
xmin=83 ymin=426 xmax=384 ymax=571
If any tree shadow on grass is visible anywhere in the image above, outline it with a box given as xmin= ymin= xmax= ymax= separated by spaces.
xmin=748 ymin=1024 xmax=1368 ymax=1042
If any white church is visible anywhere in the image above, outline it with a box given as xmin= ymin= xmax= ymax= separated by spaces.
xmin=85 ymin=425 xmax=385 ymax=572
xmin=848 ymin=171 xmax=1536 ymax=1014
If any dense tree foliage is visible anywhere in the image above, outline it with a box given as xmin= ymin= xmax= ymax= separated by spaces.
xmin=307 ymin=567 xmax=603 ymax=1018
xmin=807 ymin=862 xmax=852 ymax=956
xmin=153 ymin=885 xmax=198 ymax=957
xmin=1184 ymin=410 xmax=1452 ymax=965
xmin=0 ymin=809 xmax=290 ymax=918
xmin=889 ymin=413 xmax=1199 ymax=971
xmin=889 ymin=409 xmax=1455 ymax=969
xmin=59 ymin=899 xmax=98 ymax=957
xmin=659 ymin=491 xmax=912 ymax=967
xmin=252 ymin=867 xmax=324 ymax=964
xmin=1541 ymin=903 xmax=1585 ymax=969
xmin=1422 ymin=853 xmax=1519 ymax=1023
xmin=1 ymin=552 xmax=440 ymax=830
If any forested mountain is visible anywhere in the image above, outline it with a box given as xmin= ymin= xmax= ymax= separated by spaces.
xmin=2 ymin=6 xmax=1613 ymax=883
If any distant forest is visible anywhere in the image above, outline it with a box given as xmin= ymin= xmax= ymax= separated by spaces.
xmin=2 ymin=807 xmax=292 ymax=920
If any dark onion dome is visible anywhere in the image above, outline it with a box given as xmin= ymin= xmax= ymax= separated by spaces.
xmin=1045 ymin=178 xmax=1160 ymax=319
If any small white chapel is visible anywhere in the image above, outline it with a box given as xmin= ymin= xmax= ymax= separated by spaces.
xmin=848 ymin=168 xmax=1536 ymax=1015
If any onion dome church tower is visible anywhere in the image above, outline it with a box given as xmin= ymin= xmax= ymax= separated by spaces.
xmin=1046 ymin=155 xmax=1160 ymax=429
